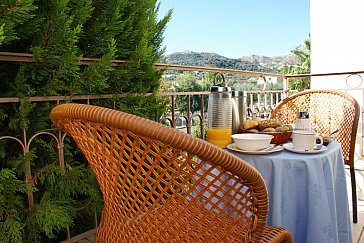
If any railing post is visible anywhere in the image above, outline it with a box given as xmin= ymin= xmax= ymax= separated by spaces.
xmin=186 ymin=95 xmax=191 ymax=134
xmin=249 ymin=93 xmax=253 ymax=111
xmin=264 ymin=93 xmax=267 ymax=108
xmin=283 ymin=78 xmax=289 ymax=98
xmin=171 ymin=95 xmax=176 ymax=128
xmin=200 ymin=94 xmax=205 ymax=139
xmin=23 ymin=129 xmax=34 ymax=207
xmin=243 ymin=91 xmax=247 ymax=121
xmin=58 ymin=130 xmax=65 ymax=174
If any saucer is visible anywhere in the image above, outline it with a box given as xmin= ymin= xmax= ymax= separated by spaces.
xmin=283 ymin=143 xmax=327 ymax=154
xmin=227 ymin=143 xmax=284 ymax=154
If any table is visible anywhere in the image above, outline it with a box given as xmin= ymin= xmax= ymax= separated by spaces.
xmin=227 ymin=141 xmax=352 ymax=243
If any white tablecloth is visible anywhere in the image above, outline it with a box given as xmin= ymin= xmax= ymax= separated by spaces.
xmin=227 ymin=141 xmax=352 ymax=243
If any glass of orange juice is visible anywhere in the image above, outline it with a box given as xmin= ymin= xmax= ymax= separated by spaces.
xmin=207 ymin=128 xmax=232 ymax=148
xmin=207 ymin=80 xmax=233 ymax=148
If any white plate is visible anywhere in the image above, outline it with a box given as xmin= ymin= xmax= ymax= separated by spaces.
xmin=227 ymin=143 xmax=284 ymax=154
xmin=282 ymin=143 xmax=327 ymax=154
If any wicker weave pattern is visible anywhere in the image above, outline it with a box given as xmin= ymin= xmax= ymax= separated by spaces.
xmin=270 ymin=90 xmax=359 ymax=166
xmin=51 ymin=104 xmax=292 ymax=243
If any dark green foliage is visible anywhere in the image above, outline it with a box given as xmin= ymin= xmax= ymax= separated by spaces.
xmin=116 ymin=93 xmax=169 ymax=119
xmin=0 ymin=0 xmax=171 ymax=241
xmin=0 ymin=0 xmax=38 ymax=47
xmin=0 ymin=169 xmax=28 ymax=242
xmin=28 ymin=163 xmax=102 ymax=240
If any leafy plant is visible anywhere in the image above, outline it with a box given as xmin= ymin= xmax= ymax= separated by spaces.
xmin=0 ymin=169 xmax=28 ymax=242
xmin=0 ymin=0 xmax=171 ymax=241
xmin=280 ymin=35 xmax=311 ymax=90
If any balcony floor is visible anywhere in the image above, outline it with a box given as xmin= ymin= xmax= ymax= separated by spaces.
xmin=350 ymin=194 xmax=364 ymax=243
xmin=349 ymin=156 xmax=364 ymax=243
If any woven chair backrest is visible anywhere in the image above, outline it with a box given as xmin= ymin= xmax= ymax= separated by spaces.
xmin=270 ymin=90 xmax=360 ymax=167
xmin=51 ymin=103 xmax=269 ymax=242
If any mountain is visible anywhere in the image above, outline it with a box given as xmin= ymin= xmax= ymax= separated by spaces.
xmin=163 ymin=51 xmax=298 ymax=72
xmin=239 ymin=54 xmax=298 ymax=69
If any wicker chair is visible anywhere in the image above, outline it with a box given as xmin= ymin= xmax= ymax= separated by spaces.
xmin=51 ymin=103 xmax=292 ymax=243
xmin=270 ymin=89 xmax=360 ymax=223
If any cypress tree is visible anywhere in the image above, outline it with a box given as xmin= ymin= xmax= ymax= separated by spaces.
xmin=0 ymin=0 xmax=171 ymax=241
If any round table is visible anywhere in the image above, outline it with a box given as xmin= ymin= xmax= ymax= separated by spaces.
xmin=227 ymin=141 xmax=352 ymax=243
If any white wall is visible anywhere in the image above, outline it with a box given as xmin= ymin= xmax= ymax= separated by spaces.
xmin=311 ymin=0 xmax=364 ymax=161
xmin=310 ymin=0 xmax=364 ymax=90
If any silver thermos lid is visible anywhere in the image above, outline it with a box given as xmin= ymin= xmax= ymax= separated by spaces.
xmin=297 ymin=111 xmax=309 ymax=119
xmin=210 ymin=83 xmax=232 ymax=93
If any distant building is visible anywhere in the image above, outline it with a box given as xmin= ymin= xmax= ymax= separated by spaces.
xmin=266 ymin=76 xmax=278 ymax=84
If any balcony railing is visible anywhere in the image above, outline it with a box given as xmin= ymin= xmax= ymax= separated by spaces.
xmin=1 ymin=52 xmax=364 ymax=241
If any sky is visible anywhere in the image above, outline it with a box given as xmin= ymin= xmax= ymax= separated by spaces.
xmin=158 ymin=0 xmax=310 ymax=59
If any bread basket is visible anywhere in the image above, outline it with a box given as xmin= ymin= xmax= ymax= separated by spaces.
xmin=242 ymin=129 xmax=292 ymax=144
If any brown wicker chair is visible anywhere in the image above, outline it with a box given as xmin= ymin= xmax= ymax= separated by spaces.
xmin=51 ymin=103 xmax=292 ymax=243
xmin=270 ymin=89 xmax=360 ymax=223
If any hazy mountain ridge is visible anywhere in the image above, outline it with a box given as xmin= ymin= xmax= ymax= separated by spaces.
xmin=163 ymin=51 xmax=298 ymax=72
xmin=240 ymin=54 xmax=298 ymax=69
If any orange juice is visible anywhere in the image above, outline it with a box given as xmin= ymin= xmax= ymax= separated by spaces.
xmin=207 ymin=128 xmax=232 ymax=148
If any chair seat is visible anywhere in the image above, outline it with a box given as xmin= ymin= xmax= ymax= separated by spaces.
xmin=96 ymin=198 xmax=291 ymax=242
xmin=96 ymin=198 xmax=253 ymax=242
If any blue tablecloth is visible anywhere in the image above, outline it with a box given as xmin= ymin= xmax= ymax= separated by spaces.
xmin=227 ymin=141 xmax=352 ymax=243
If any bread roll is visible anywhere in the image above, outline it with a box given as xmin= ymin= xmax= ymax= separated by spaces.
xmin=258 ymin=119 xmax=282 ymax=130
xmin=262 ymin=127 xmax=276 ymax=132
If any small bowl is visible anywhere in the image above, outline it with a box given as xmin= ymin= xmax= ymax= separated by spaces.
xmin=231 ymin=133 xmax=273 ymax=151
xmin=321 ymin=134 xmax=334 ymax=146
